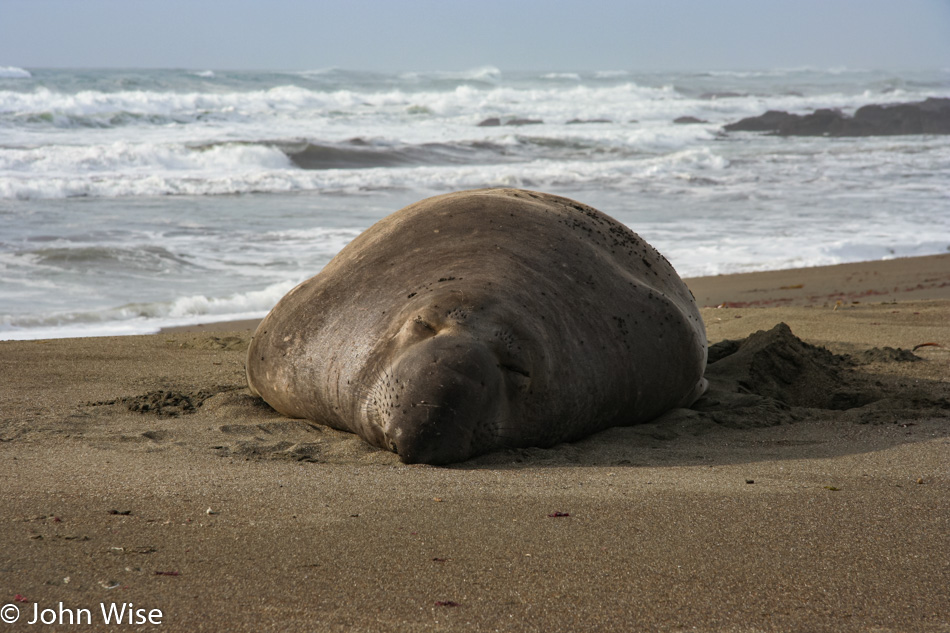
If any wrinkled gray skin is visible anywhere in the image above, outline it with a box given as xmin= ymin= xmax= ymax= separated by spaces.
xmin=246 ymin=189 xmax=707 ymax=464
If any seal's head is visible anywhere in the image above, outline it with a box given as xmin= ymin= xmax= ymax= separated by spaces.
xmin=361 ymin=297 xmax=534 ymax=464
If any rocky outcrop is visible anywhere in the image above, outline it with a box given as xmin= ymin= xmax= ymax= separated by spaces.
xmin=724 ymin=97 xmax=950 ymax=136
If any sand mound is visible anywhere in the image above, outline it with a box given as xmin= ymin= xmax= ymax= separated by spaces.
xmin=851 ymin=346 xmax=923 ymax=365
xmin=705 ymin=322 xmax=850 ymax=409
xmin=693 ymin=322 xmax=948 ymax=428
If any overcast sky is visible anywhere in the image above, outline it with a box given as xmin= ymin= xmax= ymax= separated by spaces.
xmin=2 ymin=0 xmax=949 ymax=72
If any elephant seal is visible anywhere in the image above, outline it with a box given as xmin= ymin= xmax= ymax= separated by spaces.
xmin=246 ymin=189 xmax=707 ymax=464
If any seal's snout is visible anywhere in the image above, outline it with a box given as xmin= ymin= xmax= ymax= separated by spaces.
xmin=384 ymin=336 xmax=502 ymax=465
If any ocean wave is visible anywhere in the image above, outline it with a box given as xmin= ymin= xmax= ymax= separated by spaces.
xmin=21 ymin=244 xmax=196 ymax=273
xmin=164 ymin=280 xmax=297 ymax=318
xmin=0 ymin=279 xmax=298 ymax=340
xmin=399 ymin=66 xmax=502 ymax=84
xmin=277 ymin=139 xmax=471 ymax=170
xmin=7 ymin=114 xmax=947 ymax=201
xmin=0 ymin=81 xmax=678 ymax=132
xmin=291 ymin=67 xmax=343 ymax=77
xmin=0 ymin=140 xmax=291 ymax=175
xmin=3 ymin=77 xmax=935 ymax=142
xmin=0 ymin=66 xmax=31 ymax=79
xmin=1 ymin=127 xmax=724 ymax=198
xmin=258 ymin=226 xmax=362 ymax=250
xmin=662 ymin=231 xmax=950 ymax=279
xmin=698 ymin=67 xmax=869 ymax=78
xmin=0 ymin=142 xmax=734 ymax=199
xmin=542 ymin=73 xmax=581 ymax=81
xmin=4 ymin=109 xmax=213 ymax=129
xmin=0 ymin=84 xmax=341 ymax=122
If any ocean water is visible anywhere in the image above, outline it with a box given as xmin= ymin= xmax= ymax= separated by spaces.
xmin=1 ymin=66 xmax=949 ymax=340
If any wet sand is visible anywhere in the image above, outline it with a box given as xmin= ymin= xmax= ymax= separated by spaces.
xmin=2 ymin=255 xmax=949 ymax=632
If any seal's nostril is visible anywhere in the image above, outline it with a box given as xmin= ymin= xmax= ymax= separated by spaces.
xmin=389 ymin=440 xmax=398 ymax=454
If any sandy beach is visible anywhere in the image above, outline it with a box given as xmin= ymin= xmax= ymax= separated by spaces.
xmin=2 ymin=254 xmax=948 ymax=632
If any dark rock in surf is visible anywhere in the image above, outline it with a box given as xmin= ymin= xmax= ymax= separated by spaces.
xmin=505 ymin=118 xmax=543 ymax=126
xmin=723 ymin=110 xmax=798 ymax=132
xmin=724 ymin=97 xmax=950 ymax=136
xmin=477 ymin=117 xmax=544 ymax=127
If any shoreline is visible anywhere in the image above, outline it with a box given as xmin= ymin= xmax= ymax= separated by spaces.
xmin=159 ymin=252 xmax=950 ymax=335
xmin=3 ymin=252 xmax=949 ymax=632
xmin=1 ymin=254 xmax=946 ymax=341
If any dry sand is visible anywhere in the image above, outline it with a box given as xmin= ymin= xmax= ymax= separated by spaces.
xmin=2 ymin=255 xmax=948 ymax=632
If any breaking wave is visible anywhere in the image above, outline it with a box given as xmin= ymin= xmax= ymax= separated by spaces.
xmin=0 ymin=279 xmax=298 ymax=340
xmin=0 ymin=66 xmax=31 ymax=79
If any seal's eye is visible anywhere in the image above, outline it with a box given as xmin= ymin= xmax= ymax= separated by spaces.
xmin=499 ymin=360 xmax=531 ymax=395
xmin=394 ymin=314 xmax=440 ymax=347
xmin=499 ymin=363 xmax=530 ymax=378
